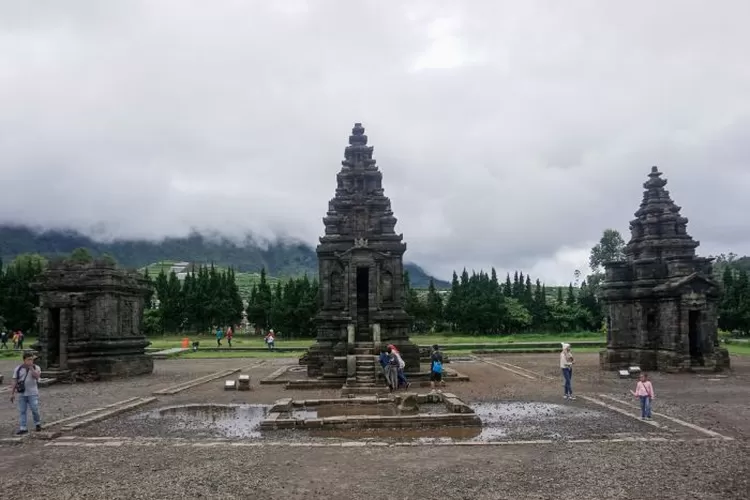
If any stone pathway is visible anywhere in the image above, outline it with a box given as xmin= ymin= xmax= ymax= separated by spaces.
xmin=149 ymin=347 xmax=190 ymax=359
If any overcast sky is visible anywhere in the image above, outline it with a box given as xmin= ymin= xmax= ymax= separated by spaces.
xmin=2 ymin=0 xmax=749 ymax=284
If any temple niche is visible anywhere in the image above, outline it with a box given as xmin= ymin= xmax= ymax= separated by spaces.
xmin=305 ymin=123 xmax=420 ymax=380
xmin=599 ymin=166 xmax=730 ymax=372
xmin=31 ymin=259 xmax=154 ymax=381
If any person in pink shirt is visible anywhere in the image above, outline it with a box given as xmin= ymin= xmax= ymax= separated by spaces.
xmin=631 ymin=373 xmax=655 ymax=419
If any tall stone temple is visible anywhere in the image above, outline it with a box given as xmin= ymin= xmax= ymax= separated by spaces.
xmin=599 ymin=166 xmax=730 ymax=372
xmin=305 ymin=123 xmax=420 ymax=388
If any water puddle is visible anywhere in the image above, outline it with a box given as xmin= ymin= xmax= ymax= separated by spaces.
xmin=132 ymin=400 xmax=603 ymax=443
xmin=139 ymin=404 xmax=268 ymax=438
xmin=470 ymin=401 xmax=602 ymax=441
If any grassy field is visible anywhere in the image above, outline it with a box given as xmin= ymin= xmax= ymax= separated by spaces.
xmin=146 ymin=332 xmax=605 ymax=350
xmin=180 ymin=350 xmax=302 ymax=359
xmin=3 ymin=333 xmax=748 ymax=360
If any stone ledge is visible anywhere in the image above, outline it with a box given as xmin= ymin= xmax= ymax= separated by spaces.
xmin=260 ymin=392 xmax=480 ymax=431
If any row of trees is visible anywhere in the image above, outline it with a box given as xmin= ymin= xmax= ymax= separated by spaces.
xmin=0 ymin=254 xmax=46 ymax=332
xmin=404 ymin=269 xmax=602 ymax=335
xmin=147 ymin=264 xmax=244 ymax=334
xmin=718 ymin=262 xmax=750 ymax=334
xmin=146 ymin=266 xmax=320 ymax=338
xmin=5 ymin=232 xmax=750 ymax=337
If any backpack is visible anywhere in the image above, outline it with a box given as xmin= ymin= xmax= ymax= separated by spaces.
xmin=432 ymin=360 xmax=443 ymax=374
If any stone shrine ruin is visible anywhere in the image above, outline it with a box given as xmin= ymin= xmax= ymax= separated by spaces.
xmin=600 ymin=166 xmax=730 ymax=372
xmin=31 ymin=259 xmax=154 ymax=381
xmin=304 ymin=123 xmax=420 ymax=390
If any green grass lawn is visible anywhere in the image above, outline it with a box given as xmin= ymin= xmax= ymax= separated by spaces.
xmin=727 ymin=343 xmax=750 ymax=356
xmin=147 ymin=336 xmax=313 ymax=349
xmin=409 ymin=331 xmax=605 ymax=344
xmin=180 ymin=350 xmax=304 ymax=359
xmin=4 ymin=333 xmax=748 ymax=360
xmin=148 ymin=331 xmax=605 ymax=350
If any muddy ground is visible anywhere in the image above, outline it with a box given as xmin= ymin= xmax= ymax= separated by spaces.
xmin=0 ymin=353 xmax=748 ymax=499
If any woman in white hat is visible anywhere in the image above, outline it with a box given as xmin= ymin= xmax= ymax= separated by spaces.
xmin=560 ymin=343 xmax=575 ymax=400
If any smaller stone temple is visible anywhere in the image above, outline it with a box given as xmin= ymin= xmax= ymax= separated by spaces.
xmin=599 ymin=166 xmax=730 ymax=372
xmin=31 ymin=259 xmax=154 ymax=381
xmin=304 ymin=123 xmax=420 ymax=389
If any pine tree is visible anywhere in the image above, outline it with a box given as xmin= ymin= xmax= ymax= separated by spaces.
xmin=403 ymin=270 xmax=426 ymax=331
xmin=523 ymin=275 xmax=534 ymax=306
xmin=270 ymin=281 xmax=287 ymax=336
xmin=444 ymin=271 xmax=461 ymax=329
xmin=426 ymin=278 xmax=444 ymax=331
xmin=532 ymin=278 xmax=547 ymax=328
xmin=142 ymin=268 xmax=155 ymax=309
xmin=566 ymin=283 xmax=576 ymax=306
xmin=503 ymin=273 xmax=512 ymax=297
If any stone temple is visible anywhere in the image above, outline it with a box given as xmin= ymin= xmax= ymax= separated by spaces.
xmin=305 ymin=123 xmax=420 ymax=388
xmin=600 ymin=166 xmax=730 ymax=372
xmin=31 ymin=259 xmax=154 ymax=381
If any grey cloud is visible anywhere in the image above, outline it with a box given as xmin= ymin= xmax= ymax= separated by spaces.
xmin=1 ymin=0 xmax=749 ymax=284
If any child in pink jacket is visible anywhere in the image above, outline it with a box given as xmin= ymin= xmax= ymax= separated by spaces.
xmin=631 ymin=373 xmax=655 ymax=419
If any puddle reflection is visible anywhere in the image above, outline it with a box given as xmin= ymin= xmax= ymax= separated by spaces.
xmin=141 ymin=404 xmax=268 ymax=438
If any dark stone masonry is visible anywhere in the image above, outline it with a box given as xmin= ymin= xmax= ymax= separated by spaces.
xmin=31 ymin=259 xmax=154 ymax=381
xmin=600 ymin=166 xmax=730 ymax=372
xmin=305 ymin=123 xmax=420 ymax=383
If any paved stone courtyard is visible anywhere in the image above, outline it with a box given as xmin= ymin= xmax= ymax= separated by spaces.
xmin=1 ymin=353 xmax=748 ymax=499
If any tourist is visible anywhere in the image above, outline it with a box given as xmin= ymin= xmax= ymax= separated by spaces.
xmin=226 ymin=326 xmax=233 ymax=348
xmin=385 ymin=347 xmax=400 ymax=392
xmin=12 ymin=331 xmax=19 ymax=350
xmin=265 ymin=330 xmax=275 ymax=350
xmin=560 ymin=343 xmax=575 ymax=400
xmin=215 ymin=326 xmax=223 ymax=347
xmin=0 ymin=330 xmax=8 ymax=349
xmin=430 ymin=344 xmax=446 ymax=391
xmin=16 ymin=330 xmax=24 ymax=350
xmin=378 ymin=348 xmax=391 ymax=388
xmin=387 ymin=344 xmax=409 ymax=389
xmin=631 ymin=373 xmax=655 ymax=419
xmin=10 ymin=352 xmax=42 ymax=435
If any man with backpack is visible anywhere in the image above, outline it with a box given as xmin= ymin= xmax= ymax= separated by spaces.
xmin=10 ymin=352 xmax=43 ymax=435
xmin=430 ymin=344 xmax=446 ymax=391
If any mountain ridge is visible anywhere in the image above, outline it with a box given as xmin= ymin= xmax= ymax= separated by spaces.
xmin=0 ymin=225 xmax=450 ymax=289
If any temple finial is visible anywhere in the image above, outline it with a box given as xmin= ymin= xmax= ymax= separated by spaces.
xmin=349 ymin=123 xmax=367 ymax=146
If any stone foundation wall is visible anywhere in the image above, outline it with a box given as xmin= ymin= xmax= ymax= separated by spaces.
xmin=67 ymin=355 xmax=153 ymax=381
xmin=601 ymin=347 xmax=731 ymax=373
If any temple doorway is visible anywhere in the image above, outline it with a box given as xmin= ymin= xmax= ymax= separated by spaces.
xmin=48 ymin=308 xmax=61 ymax=367
xmin=688 ymin=310 xmax=703 ymax=364
xmin=355 ymin=267 xmax=370 ymax=341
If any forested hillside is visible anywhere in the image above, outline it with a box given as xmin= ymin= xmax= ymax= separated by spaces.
xmin=0 ymin=225 xmax=448 ymax=288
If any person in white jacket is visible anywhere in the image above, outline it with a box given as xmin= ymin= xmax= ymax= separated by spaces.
xmin=560 ymin=343 xmax=575 ymax=400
